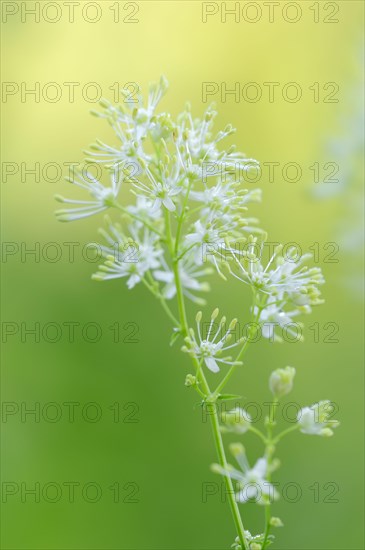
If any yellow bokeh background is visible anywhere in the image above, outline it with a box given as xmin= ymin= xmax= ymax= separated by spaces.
xmin=1 ymin=1 xmax=364 ymax=548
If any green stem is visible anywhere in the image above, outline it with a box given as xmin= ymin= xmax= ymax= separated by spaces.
xmin=273 ymin=424 xmax=300 ymax=444
xmin=170 ymin=234 xmax=248 ymax=550
xmin=175 ymin=177 xmax=193 ymax=256
xmin=208 ymin=399 xmax=249 ymax=550
xmin=212 ymin=305 xmax=262 ymax=399
xmin=192 ymin=356 xmax=249 ymax=550
xmin=165 ymin=209 xmax=189 ymax=332
xmin=193 ymin=382 xmax=207 ymax=400
xmin=160 ymin=206 xmax=249 ymax=549
xmin=248 ymin=426 xmax=267 ymax=444
xmin=176 ymin=242 xmax=200 ymax=262
xmin=165 ymin=209 xmax=174 ymax=252
xmin=141 ymin=278 xmax=179 ymax=326
xmin=262 ymin=398 xmax=278 ymax=548
xmin=212 ymin=339 xmax=249 ymax=398
xmin=159 ymin=298 xmax=179 ymax=327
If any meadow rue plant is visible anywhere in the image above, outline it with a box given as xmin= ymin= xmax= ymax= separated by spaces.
xmin=55 ymin=77 xmax=339 ymax=550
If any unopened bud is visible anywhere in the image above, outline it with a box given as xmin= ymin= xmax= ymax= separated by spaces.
xmin=185 ymin=374 xmax=197 ymax=387
xmin=270 ymin=517 xmax=284 ymax=527
xmin=269 ymin=366 xmax=296 ymax=398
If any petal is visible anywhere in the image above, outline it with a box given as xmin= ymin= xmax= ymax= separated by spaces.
xmin=153 ymin=270 xmax=174 ymax=283
xmin=205 ymin=357 xmax=220 ymax=373
xmin=127 ymin=274 xmax=141 ymax=289
xmin=253 ymin=458 xmax=267 ymax=478
xmin=164 ymin=284 xmax=176 ymax=299
xmin=213 ymin=465 xmax=245 ymax=483
xmin=163 ymin=197 xmax=176 ymax=211
xmin=236 ymin=489 xmax=249 ymax=503
xmin=151 ymin=199 xmax=162 ymax=212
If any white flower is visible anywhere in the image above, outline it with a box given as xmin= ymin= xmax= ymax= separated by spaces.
xmin=175 ymin=105 xmax=258 ymax=180
xmin=132 ymin=161 xmax=181 ymax=212
xmin=297 ymin=400 xmax=339 ymax=436
xmin=185 ymin=220 xmax=221 ymax=246
xmin=86 ymin=77 xmax=169 ymax=166
xmin=182 ymin=309 xmax=243 ymax=373
xmin=93 ymin=224 xmax=162 ymax=288
xmin=235 ymin=458 xmax=274 ymax=504
xmin=153 ymin=254 xmax=211 ymax=303
xmin=184 ymin=220 xmax=227 ymax=267
xmin=221 ymin=407 xmax=252 ymax=434
xmin=189 ymin=182 xmax=263 ymax=245
xmin=55 ymin=169 xmax=121 ymax=221
xmin=229 ymin=240 xmax=325 ymax=303
xmin=257 ymin=300 xmax=302 ymax=342
xmin=85 ymin=136 xmax=145 ymax=168
xmin=191 ymin=180 xmax=261 ymax=217
xmin=133 ymin=76 xmax=169 ymax=125
xmin=127 ymin=196 xmax=163 ymax=226
xmin=212 ymin=443 xmax=278 ymax=505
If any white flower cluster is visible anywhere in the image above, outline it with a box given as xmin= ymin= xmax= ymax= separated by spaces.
xmin=225 ymin=238 xmax=325 ymax=342
xmin=232 ymin=531 xmax=274 ymax=550
xmin=214 ymin=368 xmax=338 ymax=518
xmin=55 ymin=77 xmax=264 ymax=307
xmin=56 ymin=77 xmax=325 ymax=356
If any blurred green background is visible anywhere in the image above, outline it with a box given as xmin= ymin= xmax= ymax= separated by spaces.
xmin=1 ymin=1 xmax=364 ymax=549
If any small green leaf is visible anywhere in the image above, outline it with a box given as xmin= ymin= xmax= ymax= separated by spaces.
xmin=217 ymin=394 xmax=242 ymax=402
xmin=170 ymin=328 xmax=181 ymax=346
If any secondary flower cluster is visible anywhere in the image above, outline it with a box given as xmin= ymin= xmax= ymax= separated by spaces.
xmin=224 ymin=238 xmax=325 ymax=342
xmin=213 ymin=367 xmax=339 ymax=513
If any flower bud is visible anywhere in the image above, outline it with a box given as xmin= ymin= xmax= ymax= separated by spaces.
xmin=270 ymin=517 xmax=284 ymax=527
xmin=211 ymin=308 xmax=219 ymax=321
xmin=269 ymin=366 xmax=296 ymax=398
xmin=229 ymin=442 xmax=245 ymax=458
xmin=185 ymin=374 xmax=196 ymax=387
xmin=195 ymin=311 xmax=202 ymax=323
xmin=231 ymin=536 xmax=242 ymax=550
